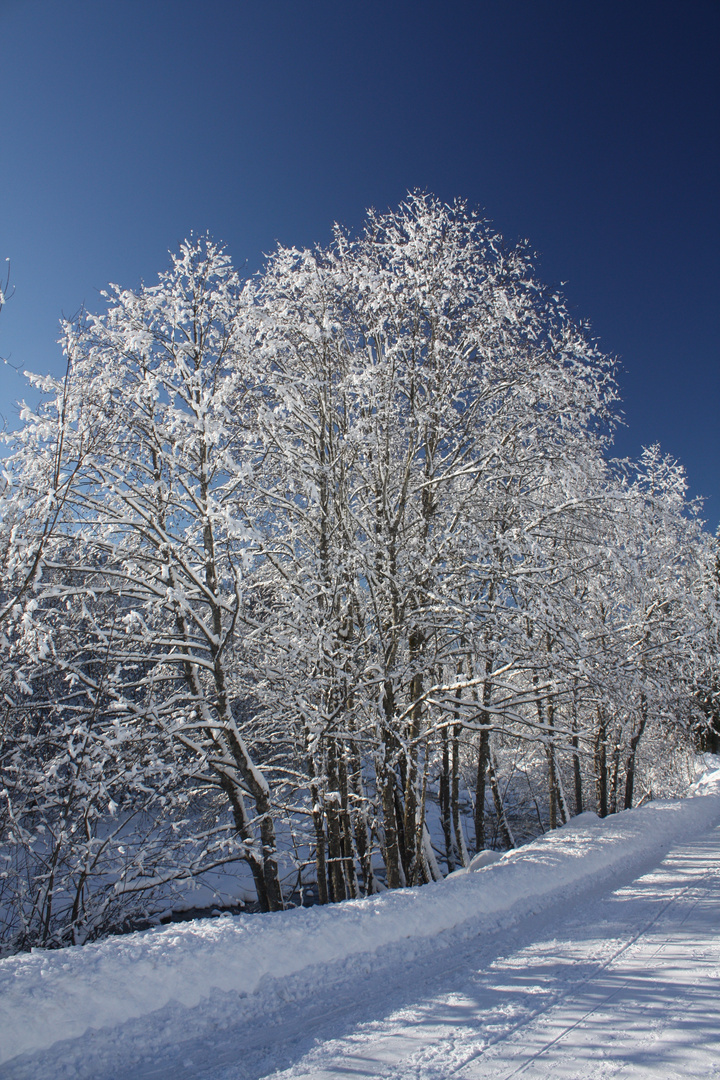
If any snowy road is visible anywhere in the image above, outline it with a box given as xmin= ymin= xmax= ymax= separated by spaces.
xmin=252 ymin=828 xmax=720 ymax=1080
xmin=2 ymin=796 xmax=720 ymax=1079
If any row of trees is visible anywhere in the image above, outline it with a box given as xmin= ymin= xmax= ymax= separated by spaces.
xmin=1 ymin=194 xmax=718 ymax=951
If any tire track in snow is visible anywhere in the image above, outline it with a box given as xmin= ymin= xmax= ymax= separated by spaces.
xmin=262 ymin=830 xmax=720 ymax=1080
xmin=463 ymin=870 xmax=715 ymax=1079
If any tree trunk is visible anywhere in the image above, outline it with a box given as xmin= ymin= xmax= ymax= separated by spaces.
xmin=595 ymin=707 xmax=608 ymax=818
xmin=403 ymin=629 xmax=424 ymax=882
xmin=474 ymin=726 xmax=490 ymax=851
xmin=348 ymin=740 xmax=375 ymax=896
xmin=571 ymin=680 xmax=583 ymax=816
xmin=451 ymin=722 xmax=468 ymax=865
xmin=624 ymin=694 xmax=649 ymax=809
xmin=439 ymin=722 xmax=454 ymax=872
xmin=489 ymin=747 xmax=515 ymax=848
xmin=337 ymin=747 xmax=360 ymax=899
xmin=379 ymin=683 xmax=403 ymax=887
xmin=326 ymin=739 xmax=348 ymax=902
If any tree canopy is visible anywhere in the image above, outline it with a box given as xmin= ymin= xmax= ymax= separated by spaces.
xmin=1 ymin=195 xmax=716 ymax=952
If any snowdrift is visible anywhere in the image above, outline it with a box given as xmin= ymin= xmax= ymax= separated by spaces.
xmin=2 ymin=760 xmax=720 ymax=1067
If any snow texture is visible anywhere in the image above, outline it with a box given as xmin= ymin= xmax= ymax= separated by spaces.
xmin=1 ymin=759 xmax=720 ymax=1076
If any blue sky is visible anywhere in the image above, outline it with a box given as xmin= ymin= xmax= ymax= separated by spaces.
xmin=1 ymin=0 xmax=718 ymax=524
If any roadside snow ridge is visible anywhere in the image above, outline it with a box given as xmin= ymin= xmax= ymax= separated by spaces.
xmin=1 ymin=760 xmax=719 ymax=1067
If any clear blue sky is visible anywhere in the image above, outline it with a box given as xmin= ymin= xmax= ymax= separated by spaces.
xmin=1 ymin=0 xmax=718 ymax=525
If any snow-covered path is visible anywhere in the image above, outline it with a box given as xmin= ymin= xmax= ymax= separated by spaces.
xmin=2 ymin=782 xmax=720 ymax=1079
xmin=257 ymin=827 xmax=720 ymax=1080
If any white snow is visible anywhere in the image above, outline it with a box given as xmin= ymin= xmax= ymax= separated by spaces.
xmin=2 ymin=759 xmax=720 ymax=1078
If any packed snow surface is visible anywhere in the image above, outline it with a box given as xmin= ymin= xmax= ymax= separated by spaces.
xmin=2 ymin=760 xmax=720 ymax=1078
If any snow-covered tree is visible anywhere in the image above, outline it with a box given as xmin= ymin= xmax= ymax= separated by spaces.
xmin=2 ymin=239 xmax=284 ymax=921
xmin=241 ymin=194 xmax=621 ymax=889
xmin=1 ymin=197 xmax=712 ymax=948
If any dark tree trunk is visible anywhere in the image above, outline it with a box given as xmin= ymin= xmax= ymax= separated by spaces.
xmin=595 ymin=707 xmax=608 ymax=818
xmin=474 ymin=726 xmax=490 ymax=851
xmin=624 ymin=694 xmax=648 ymax=810
xmin=440 ymin=722 xmax=454 ymax=872
xmin=571 ymin=681 xmax=583 ymax=816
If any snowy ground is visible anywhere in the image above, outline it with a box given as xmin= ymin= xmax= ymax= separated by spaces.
xmin=2 ymin=762 xmax=720 ymax=1079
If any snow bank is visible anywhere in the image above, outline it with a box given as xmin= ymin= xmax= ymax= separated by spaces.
xmin=2 ymin=762 xmax=720 ymax=1067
